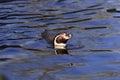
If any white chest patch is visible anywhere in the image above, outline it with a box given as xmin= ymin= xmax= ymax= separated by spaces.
xmin=54 ymin=35 xmax=66 ymax=49
xmin=54 ymin=43 xmax=66 ymax=49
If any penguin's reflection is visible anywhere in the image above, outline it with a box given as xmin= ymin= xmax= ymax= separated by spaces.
xmin=55 ymin=49 xmax=69 ymax=55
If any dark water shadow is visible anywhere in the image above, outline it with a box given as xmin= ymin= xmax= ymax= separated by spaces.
xmin=0 ymin=0 xmax=15 ymax=3
xmin=55 ymin=49 xmax=69 ymax=55
xmin=0 ymin=0 xmax=25 ymax=3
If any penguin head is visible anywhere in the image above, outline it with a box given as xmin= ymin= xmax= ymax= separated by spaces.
xmin=54 ymin=33 xmax=72 ymax=49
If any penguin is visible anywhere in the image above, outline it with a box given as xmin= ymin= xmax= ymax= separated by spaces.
xmin=41 ymin=29 xmax=72 ymax=49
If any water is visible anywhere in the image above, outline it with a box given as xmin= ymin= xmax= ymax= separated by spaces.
xmin=0 ymin=0 xmax=120 ymax=80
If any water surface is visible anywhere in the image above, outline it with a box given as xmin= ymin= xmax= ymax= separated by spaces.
xmin=0 ymin=0 xmax=120 ymax=80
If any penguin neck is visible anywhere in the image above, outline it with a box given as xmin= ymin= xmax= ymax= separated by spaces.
xmin=54 ymin=35 xmax=67 ymax=49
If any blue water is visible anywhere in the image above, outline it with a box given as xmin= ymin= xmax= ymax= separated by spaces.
xmin=0 ymin=0 xmax=120 ymax=80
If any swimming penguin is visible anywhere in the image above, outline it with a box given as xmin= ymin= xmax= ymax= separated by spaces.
xmin=41 ymin=29 xmax=72 ymax=49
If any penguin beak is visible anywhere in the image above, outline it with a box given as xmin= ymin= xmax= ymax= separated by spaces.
xmin=60 ymin=33 xmax=72 ymax=40
xmin=66 ymin=34 xmax=72 ymax=38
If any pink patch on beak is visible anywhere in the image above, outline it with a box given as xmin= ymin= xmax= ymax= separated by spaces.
xmin=60 ymin=33 xmax=71 ymax=40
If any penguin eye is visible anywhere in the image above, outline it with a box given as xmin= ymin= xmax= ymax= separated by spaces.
xmin=66 ymin=34 xmax=69 ymax=37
